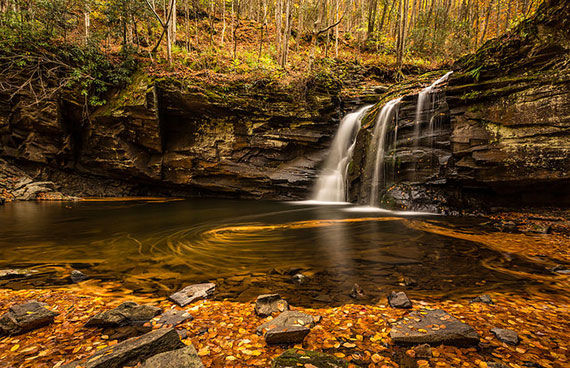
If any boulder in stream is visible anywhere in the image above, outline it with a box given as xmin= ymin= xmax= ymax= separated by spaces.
xmin=63 ymin=328 xmax=184 ymax=368
xmin=0 ymin=301 xmax=58 ymax=336
xmin=491 ymin=328 xmax=520 ymax=345
xmin=388 ymin=291 xmax=412 ymax=308
xmin=254 ymin=294 xmax=289 ymax=317
xmin=349 ymin=283 xmax=366 ymax=299
xmin=470 ymin=294 xmax=493 ymax=304
xmin=85 ymin=301 xmax=161 ymax=328
xmin=390 ymin=309 xmax=479 ymax=346
xmin=169 ymin=283 xmax=215 ymax=307
xmin=0 ymin=269 xmax=36 ymax=280
xmin=70 ymin=270 xmax=89 ymax=283
xmin=156 ymin=309 xmax=194 ymax=328
xmin=141 ymin=345 xmax=204 ymax=368
xmin=265 ymin=325 xmax=311 ymax=344
xmin=256 ymin=310 xmax=318 ymax=334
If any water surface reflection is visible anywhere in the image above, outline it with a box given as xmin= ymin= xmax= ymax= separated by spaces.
xmin=0 ymin=199 xmax=566 ymax=306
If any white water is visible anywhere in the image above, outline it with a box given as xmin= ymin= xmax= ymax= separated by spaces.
xmin=312 ymin=105 xmax=372 ymax=202
xmin=413 ymin=71 xmax=454 ymax=145
xmin=369 ymin=98 xmax=401 ymax=206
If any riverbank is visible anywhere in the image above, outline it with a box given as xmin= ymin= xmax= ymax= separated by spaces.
xmin=1 ymin=285 xmax=568 ymax=367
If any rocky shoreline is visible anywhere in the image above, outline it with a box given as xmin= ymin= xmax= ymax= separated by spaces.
xmin=0 ymin=282 xmax=567 ymax=368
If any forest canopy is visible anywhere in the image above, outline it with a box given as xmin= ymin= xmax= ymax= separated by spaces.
xmin=0 ymin=0 xmax=542 ymax=106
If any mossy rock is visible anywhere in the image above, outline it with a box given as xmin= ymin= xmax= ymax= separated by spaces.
xmin=272 ymin=349 xmax=351 ymax=368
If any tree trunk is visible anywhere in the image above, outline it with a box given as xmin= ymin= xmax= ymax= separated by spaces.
xmin=480 ymin=0 xmax=494 ymax=45
xmin=233 ymin=0 xmax=240 ymax=59
xmin=367 ymin=0 xmax=378 ymax=41
xmin=84 ymin=5 xmax=90 ymax=45
xmin=281 ymin=0 xmax=291 ymax=67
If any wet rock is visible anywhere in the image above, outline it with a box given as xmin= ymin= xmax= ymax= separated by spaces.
xmin=254 ymin=294 xmax=289 ymax=317
xmin=349 ymin=283 xmax=366 ymax=299
xmin=0 ymin=301 xmax=58 ymax=336
xmin=265 ymin=325 xmax=311 ymax=344
xmin=103 ymin=325 xmax=152 ymax=341
xmin=499 ymin=221 xmax=518 ymax=232
xmin=487 ymin=362 xmax=509 ymax=368
xmin=390 ymin=309 xmax=479 ymax=346
xmin=70 ymin=270 xmax=89 ymax=283
xmin=141 ymin=345 xmax=204 ymax=368
xmin=470 ymin=295 xmax=493 ymax=304
xmin=292 ymin=273 xmax=307 ymax=285
xmin=272 ymin=348 xmax=349 ymax=367
xmin=85 ymin=301 xmax=161 ymax=328
xmin=527 ymin=223 xmax=551 ymax=234
xmin=388 ymin=291 xmax=412 ymax=308
xmin=491 ymin=328 xmax=519 ymax=345
xmin=156 ymin=309 xmax=193 ymax=328
xmin=403 ymin=277 xmax=417 ymax=287
xmin=552 ymin=266 xmax=570 ymax=275
xmin=256 ymin=310 xmax=318 ymax=334
xmin=169 ymin=283 xmax=215 ymax=307
xmin=63 ymin=328 xmax=185 ymax=368
xmin=413 ymin=344 xmax=433 ymax=359
xmin=0 ymin=269 xmax=36 ymax=280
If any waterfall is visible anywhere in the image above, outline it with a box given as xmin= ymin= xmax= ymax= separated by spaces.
xmin=368 ymin=98 xmax=401 ymax=206
xmin=312 ymin=105 xmax=372 ymax=202
xmin=414 ymin=71 xmax=454 ymax=145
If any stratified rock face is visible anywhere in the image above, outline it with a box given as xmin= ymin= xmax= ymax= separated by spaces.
xmin=1 ymin=72 xmax=341 ymax=200
xmin=349 ymin=0 xmax=570 ymax=211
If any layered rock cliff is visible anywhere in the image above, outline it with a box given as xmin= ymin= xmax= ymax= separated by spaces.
xmin=0 ymin=72 xmax=358 ymax=200
xmin=348 ymin=0 xmax=570 ymax=212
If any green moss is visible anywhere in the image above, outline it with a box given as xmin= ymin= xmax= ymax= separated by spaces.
xmin=272 ymin=349 xmax=351 ymax=368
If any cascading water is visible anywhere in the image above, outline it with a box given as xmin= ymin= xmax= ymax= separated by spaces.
xmin=312 ymin=105 xmax=372 ymax=202
xmin=312 ymin=72 xmax=452 ymax=209
xmin=368 ymin=98 xmax=401 ymax=206
xmin=413 ymin=71 xmax=454 ymax=145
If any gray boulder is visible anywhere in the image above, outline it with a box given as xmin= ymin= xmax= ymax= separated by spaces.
xmin=256 ymin=310 xmax=318 ymax=334
xmin=254 ymin=294 xmax=289 ymax=317
xmin=390 ymin=309 xmax=479 ymax=346
xmin=265 ymin=325 xmax=310 ymax=344
xmin=63 ymin=328 xmax=184 ymax=368
xmin=0 ymin=301 xmax=58 ymax=336
xmin=487 ymin=362 xmax=509 ymax=368
xmin=156 ymin=309 xmax=193 ymax=328
xmin=141 ymin=345 xmax=204 ymax=368
xmin=85 ymin=301 xmax=161 ymax=328
xmin=388 ymin=291 xmax=412 ymax=308
xmin=169 ymin=283 xmax=215 ymax=307
xmin=349 ymin=283 xmax=365 ymax=299
xmin=470 ymin=295 xmax=493 ymax=304
xmin=70 ymin=270 xmax=89 ymax=283
xmin=491 ymin=328 xmax=519 ymax=345
xmin=0 ymin=269 xmax=36 ymax=280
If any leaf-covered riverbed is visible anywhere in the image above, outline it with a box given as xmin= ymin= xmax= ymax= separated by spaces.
xmin=0 ymin=284 xmax=568 ymax=367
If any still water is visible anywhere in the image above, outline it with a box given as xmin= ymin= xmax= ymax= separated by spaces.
xmin=0 ymin=199 xmax=563 ymax=306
